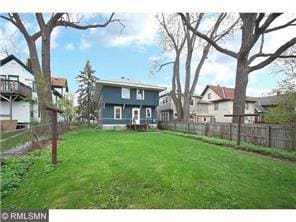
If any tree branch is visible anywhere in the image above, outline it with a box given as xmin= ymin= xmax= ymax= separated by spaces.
xmin=264 ymin=18 xmax=296 ymax=33
xmin=179 ymin=13 xmax=238 ymax=58
xmin=55 ymin=13 xmax=121 ymax=30
xmin=35 ymin=13 xmax=45 ymax=29
xmin=156 ymin=61 xmax=174 ymax=72
xmin=249 ymin=37 xmax=296 ymax=72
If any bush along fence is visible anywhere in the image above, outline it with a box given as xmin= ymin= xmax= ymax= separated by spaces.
xmin=158 ymin=121 xmax=296 ymax=151
xmin=0 ymin=121 xmax=70 ymax=156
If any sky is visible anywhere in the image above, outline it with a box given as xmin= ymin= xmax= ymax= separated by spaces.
xmin=0 ymin=13 xmax=295 ymax=98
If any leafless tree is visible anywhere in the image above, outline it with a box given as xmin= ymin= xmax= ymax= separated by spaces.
xmin=0 ymin=13 xmax=123 ymax=121
xmin=180 ymin=13 xmax=296 ymax=123
xmin=156 ymin=13 xmax=237 ymax=121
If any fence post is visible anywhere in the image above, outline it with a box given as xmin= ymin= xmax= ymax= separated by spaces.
xmin=187 ymin=122 xmax=190 ymax=133
xmin=31 ymin=127 xmax=35 ymax=149
xmin=266 ymin=125 xmax=271 ymax=147
xmin=229 ymin=123 xmax=232 ymax=140
xmin=174 ymin=120 xmax=177 ymax=131
xmin=205 ymin=123 xmax=208 ymax=136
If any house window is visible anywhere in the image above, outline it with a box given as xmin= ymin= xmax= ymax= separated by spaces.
xmin=146 ymin=108 xmax=152 ymax=119
xmin=8 ymin=75 xmax=19 ymax=81
xmin=114 ymin=106 xmax=122 ymax=120
xmin=121 ymin=87 xmax=130 ymax=99
xmin=161 ymin=111 xmax=170 ymax=122
xmin=190 ymin=98 xmax=194 ymax=106
xmin=208 ymin=93 xmax=212 ymax=100
xmin=0 ymin=75 xmax=6 ymax=80
xmin=214 ymin=102 xmax=219 ymax=111
xmin=137 ymin=89 xmax=144 ymax=100
xmin=245 ymin=103 xmax=249 ymax=110
xmin=203 ymin=117 xmax=207 ymax=122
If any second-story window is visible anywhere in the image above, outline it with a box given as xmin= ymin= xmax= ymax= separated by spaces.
xmin=214 ymin=102 xmax=219 ymax=111
xmin=121 ymin=87 xmax=130 ymax=99
xmin=208 ymin=93 xmax=212 ymax=100
xmin=190 ymin=98 xmax=194 ymax=106
xmin=8 ymin=75 xmax=19 ymax=82
xmin=137 ymin=88 xmax=144 ymax=100
xmin=245 ymin=103 xmax=249 ymax=110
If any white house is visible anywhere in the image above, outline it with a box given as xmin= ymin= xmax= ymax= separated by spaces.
xmin=0 ymin=55 xmax=70 ymax=129
xmin=0 ymin=55 xmax=40 ymax=127
xmin=200 ymin=85 xmax=256 ymax=123
xmin=157 ymin=92 xmax=213 ymax=122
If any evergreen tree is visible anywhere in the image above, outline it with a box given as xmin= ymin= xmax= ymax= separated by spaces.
xmin=76 ymin=61 xmax=98 ymax=124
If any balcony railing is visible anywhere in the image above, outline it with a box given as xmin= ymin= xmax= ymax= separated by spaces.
xmin=0 ymin=80 xmax=32 ymax=98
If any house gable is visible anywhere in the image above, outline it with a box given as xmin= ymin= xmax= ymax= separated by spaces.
xmin=0 ymin=55 xmax=33 ymax=75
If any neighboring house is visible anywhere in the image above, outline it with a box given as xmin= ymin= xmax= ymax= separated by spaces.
xmin=0 ymin=55 xmax=39 ymax=128
xmin=95 ymin=78 xmax=166 ymax=129
xmin=0 ymin=55 xmax=70 ymax=129
xmin=51 ymin=77 xmax=69 ymax=105
xmin=200 ymin=85 xmax=256 ymax=123
xmin=253 ymin=94 xmax=281 ymax=123
xmin=157 ymin=92 xmax=213 ymax=122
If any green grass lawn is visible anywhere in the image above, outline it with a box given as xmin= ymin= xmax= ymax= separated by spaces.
xmin=1 ymin=127 xmax=296 ymax=209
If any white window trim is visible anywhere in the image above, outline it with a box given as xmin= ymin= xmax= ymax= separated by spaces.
xmin=190 ymin=98 xmax=195 ymax=106
xmin=136 ymin=88 xmax=145 ymax=100
xmin=121 ymin=87 xmax=130 ymax=99
xmin=146 ymin=107 xmax=152 ymax=118
xmin=114 ymin=106 xmax=122 ymax=120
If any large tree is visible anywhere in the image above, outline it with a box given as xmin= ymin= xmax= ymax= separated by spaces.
xmin=0 ymin=13 xmax=122 ymax=121
xmin=180 ymin=13 xmax=296 ymax=123
xmin=155 ymin=13 xmax=237 ymax=121
xmin=76 ymin=60 xmax=98 ymax=124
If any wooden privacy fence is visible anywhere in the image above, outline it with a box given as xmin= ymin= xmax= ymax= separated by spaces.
xmin=158 ymin=121 xmax=295 ymax=151
xmin=0 ymin=121 xmax=70 ymax=156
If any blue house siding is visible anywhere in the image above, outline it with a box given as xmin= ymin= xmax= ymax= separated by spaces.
xmin=102 ymin=104 xmax=157 ymax=125
xmin=102 ymin=86 xmax=159 ymax=106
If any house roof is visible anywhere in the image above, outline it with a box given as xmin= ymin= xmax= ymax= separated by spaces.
xmin=0 ymin=54 xmax=33 ymax=74
xmin=51 ymin=77 xmax=68 ymax=91
xmin=200 ymin=84 xmax=256 ymax=102
xmin=252 ymin=95 xmax=281 ymax=113
xmin=97 ymin=79 xmax=166 ymax=91
xmin=159 ymin=91 xmax=201 ymax=98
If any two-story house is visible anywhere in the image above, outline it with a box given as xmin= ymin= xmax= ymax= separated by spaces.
xmin=0 ymin=55 xmax=39 ymax=130
xmin=95 ymin=78 xmax=166 ymax=129
xmin=200 ymin=85 xmax=257 ymax=123
xmin=157 ymin=92 xmax=213 ymax=122
xmin=0 ymin=55 xmax=70 ymax=131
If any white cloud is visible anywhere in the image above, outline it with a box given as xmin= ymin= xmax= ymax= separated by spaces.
xmin=79 ymin=13 xmax=159 ymax=50
xmin=51 ymin=27 xmax=61 ymax=49
xmin=0 ymin=20 xmax=29 ymax=58
xmin=65 ymin=43 xmax=75 ymax=51
xmin=79 ymin=38 xmax=91 ymax=50
xmin=246 ymin=87 xmax=273 ymax=97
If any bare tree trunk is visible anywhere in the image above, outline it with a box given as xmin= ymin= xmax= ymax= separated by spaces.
xmin=40 ymin=28 xmax=53 ymax=122
xmin=233 ymin=56 xmax=249 ymax=123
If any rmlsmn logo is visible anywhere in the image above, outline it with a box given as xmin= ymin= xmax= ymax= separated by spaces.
xmin=0 ymin=210 xmax=49 ymax=222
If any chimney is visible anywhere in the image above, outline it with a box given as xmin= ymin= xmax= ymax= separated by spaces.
xmin=26 ymin=58 xmax=32 ymax=71
xmin=276 ymin=91 xmax=281 ymax=96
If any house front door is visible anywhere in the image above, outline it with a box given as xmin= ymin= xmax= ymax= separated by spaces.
xmin=132 ymin=108 xmax=140 ymax=125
